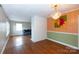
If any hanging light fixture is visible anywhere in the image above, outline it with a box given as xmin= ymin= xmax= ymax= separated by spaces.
xmin=50 ymin=4 xmax=61 ymax=20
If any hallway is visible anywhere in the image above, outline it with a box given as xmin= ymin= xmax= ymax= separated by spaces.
xmin=3 ymin=36 xmax=79 ymax=54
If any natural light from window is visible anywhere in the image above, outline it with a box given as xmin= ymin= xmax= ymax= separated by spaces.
xmin=16 ymin=23 xmax=22 ymax=31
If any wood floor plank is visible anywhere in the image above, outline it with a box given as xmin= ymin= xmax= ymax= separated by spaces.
xmin=3 ymin=36 xmax=79 ymax=54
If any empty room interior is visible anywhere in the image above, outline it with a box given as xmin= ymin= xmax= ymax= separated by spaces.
xmin=0 ymin=4 xmax=79 ymax=54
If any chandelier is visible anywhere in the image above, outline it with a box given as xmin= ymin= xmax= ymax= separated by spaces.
xmin=50 ymin=4 xmax=61 ymax=20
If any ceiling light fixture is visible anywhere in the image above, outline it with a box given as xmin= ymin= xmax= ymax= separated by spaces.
xmin=50 ymin=4 xmax=61 ymax=20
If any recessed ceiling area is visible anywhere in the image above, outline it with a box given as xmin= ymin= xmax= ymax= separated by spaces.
xmin=2 ymin=4 xmax=79 ymax=22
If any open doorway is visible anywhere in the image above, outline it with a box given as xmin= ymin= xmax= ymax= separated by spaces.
xmin=10 ymin=21 xmax=31 ymax=36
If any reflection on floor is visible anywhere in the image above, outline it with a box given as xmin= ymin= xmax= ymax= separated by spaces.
xmin=3 ymin=36 xmax=79 ymax=54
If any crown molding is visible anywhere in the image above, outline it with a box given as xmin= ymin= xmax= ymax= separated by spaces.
xmin=63 ymin=8 xmax=79 ymax=14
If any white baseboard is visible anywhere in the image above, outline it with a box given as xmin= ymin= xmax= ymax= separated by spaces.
xmin=47 ymin=38 xmax=79 ymax=50
xmin=1 ymin=36 xmax=9 ymax=54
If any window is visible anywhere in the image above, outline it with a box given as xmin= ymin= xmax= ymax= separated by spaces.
xmin=16 ymin=23 xmax=22 ymax=31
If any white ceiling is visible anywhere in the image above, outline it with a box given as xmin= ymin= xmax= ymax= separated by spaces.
xmin=2 ymin=4 xmax=79 ymax=22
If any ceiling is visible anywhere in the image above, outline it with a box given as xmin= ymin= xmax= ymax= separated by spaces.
xmin=2 ymin=4 xmax=79 ymax=22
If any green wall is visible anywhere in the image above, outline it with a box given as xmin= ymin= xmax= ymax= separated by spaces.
xmin=47 ymin=32 xmax=78 ymax=47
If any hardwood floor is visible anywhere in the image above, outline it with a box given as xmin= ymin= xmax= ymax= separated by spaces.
xmin=3 ymin=36 xmax=79 ymax=54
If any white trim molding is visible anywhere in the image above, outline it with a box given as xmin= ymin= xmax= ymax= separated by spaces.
xmin=47 ymin=38 xmax=79 ymax=50
xmin=63 ymin=8 xmax=79 ymax=14
xmin=48 ymin=31 xmax=78 ymax=35
xmin=1 ymin=36 xmax=9 ymax=54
